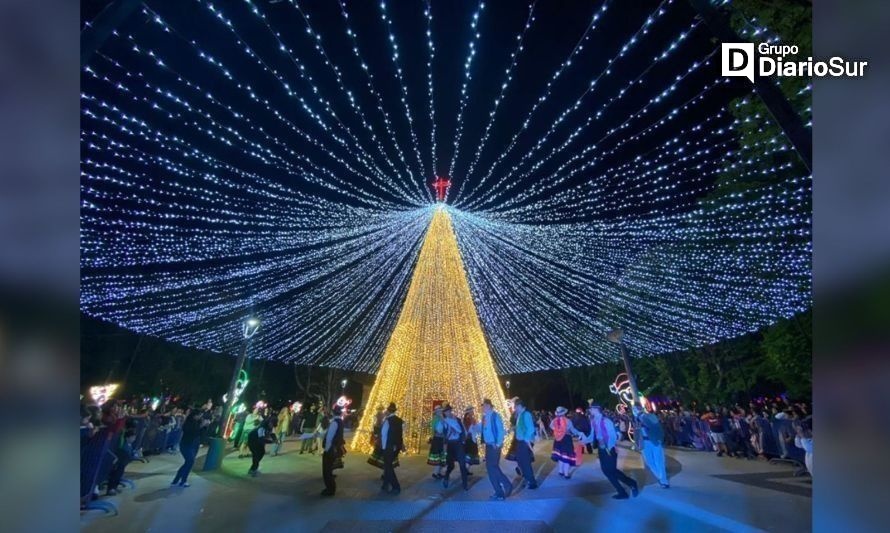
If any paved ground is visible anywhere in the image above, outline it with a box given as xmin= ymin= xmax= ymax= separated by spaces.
xmin=82 ymin=435 xmax=811 ymax=532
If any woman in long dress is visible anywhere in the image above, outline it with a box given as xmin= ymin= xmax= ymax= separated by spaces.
xmin=367 ymin=405 xmax=399 ymax=470
xmin=550 ymin=406 xmax=581 ymax=478
xmin=427 ymin=405 xmax=446 ymax=479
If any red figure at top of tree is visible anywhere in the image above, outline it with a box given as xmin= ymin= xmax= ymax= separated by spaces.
xmin=432 ymin=176 xmax=451 ymax=202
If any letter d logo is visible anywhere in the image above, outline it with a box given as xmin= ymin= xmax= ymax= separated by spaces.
xmin=721 ymin=43 xmax=755 ymax=83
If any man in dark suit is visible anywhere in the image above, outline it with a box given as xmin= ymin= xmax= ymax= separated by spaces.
xmin=380 ymin=402 xmax=405 ymax=494
xmin=320 ymin=407 xmax=344 ymax=497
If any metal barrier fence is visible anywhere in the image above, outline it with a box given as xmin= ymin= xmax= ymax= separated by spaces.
xmin=80 ymin=427 xmax=119 ymax=515
xmin=81 ymin=414 xmax=185 ymax=517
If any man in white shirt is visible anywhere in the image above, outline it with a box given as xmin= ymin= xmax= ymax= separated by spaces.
xmin=441 ymin=405 xmax=469 ymax=490
xmin=589 ymin=405 xmax=638 ymax=499
xmin=321 ymin=407 xmax=344 ymax=497
xmin=380 ymin=402 xmax=404 ymax=494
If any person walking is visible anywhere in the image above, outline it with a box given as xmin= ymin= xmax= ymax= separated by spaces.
xmin=478 ymin=398 xmax=513 ymax=500
xmin=513 ymin=399 xmax=538 ymax=489
xmin=247 ymin=417 xmax=277 ymax=476
xmin=589 ymin=405 xmax=638 ymax=499
xmin=427 ymin=405 xmax=447 ymax=480
xmin=300 ymin=405 xmax=319 ymax=454
xmin=441 ymin=405 xmax=470 ymax=490
xmin=320 ymin=407 xmax=345 ymax=497
xmin=239 ymin=407 xmax=262 ymax=458
xmin=272 ymin=406 xmax=291 ymax=456
xmin=172 ymin=407 xmax=209 ymax=487
xmin=380 ymin=402 xmax=405 ymax=494
xmin=633 ymin=403 xmax=669 ymax=488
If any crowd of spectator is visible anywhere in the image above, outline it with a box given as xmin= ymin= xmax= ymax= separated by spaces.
xmin=81 ymin=394 xmax=364 ymax=512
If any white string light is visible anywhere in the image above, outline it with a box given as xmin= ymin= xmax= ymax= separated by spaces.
xmin=80 ymin=1 xmax=811 ymax=373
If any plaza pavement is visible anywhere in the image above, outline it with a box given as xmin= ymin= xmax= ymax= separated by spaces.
xmin=82 ymin=433 xmax=811 ymax=532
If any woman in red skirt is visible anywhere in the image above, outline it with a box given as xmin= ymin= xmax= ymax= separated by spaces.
xmin=550 ymin=406 xmax=582 ymax=479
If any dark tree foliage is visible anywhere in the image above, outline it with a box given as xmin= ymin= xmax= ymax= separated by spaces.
xmin=559 ymin=309 xmax=811 ymax=408
xmin=709 ymin=0 xmax=812 ymax=199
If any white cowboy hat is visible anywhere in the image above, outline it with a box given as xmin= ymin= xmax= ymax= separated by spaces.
xmin=555 ymin=406 xmax=568 ymax=416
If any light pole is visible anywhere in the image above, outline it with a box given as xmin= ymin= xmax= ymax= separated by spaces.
xmin=205 ymin=317 xmax=260 ymax=471
xmin=607 ymin=328 xmax=640 ymax=406
xmin=340 ymin=378 xmax=348 ymax=392
xmin=505 ymin=379 xmax=511 ymax=397
xmin=222 ymin=317 xmax=260 ymax=435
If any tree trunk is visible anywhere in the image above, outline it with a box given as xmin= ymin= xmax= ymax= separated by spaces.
xmin=293 ymin=364 xmax=314 ymax=402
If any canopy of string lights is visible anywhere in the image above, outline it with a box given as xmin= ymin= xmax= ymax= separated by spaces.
xmin=80 ymin=0 xmax=811 ymax=374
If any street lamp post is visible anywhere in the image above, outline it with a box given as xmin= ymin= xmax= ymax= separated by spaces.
xmin=505 ymin=379 xmax=511 ymax=394
xmin=205 ymin=317 xmax=260 ymax=472
xmin=222 ymin=317 xmax=260 ymax=435
xmin=340 ymin=378 xmax=348 ymax=391
xmin=607 ymin=328 xmax=640 ymax=406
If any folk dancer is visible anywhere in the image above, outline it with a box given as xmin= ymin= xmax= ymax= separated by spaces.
xmin=513 ymin=399 xmax=538 ymax=489
xmin=380 ymin=402 xmax=405 ymax=494
xmin=550 ymin=406 xmax=582 ymax=478
xmin=477 ymin=398 xmax=513 ymax=500
xmin=320 ymin=407 xmax=345 ymax=497
xmin=588 ymin=405 xmax=638 ymax=499
xmin=632 ymin=403 xmax=669 ymax=488
xmin=442 ymin=405 xmax=470 ymax=490
xmin=504 ymin=397 xmax=524 ymax=477
xmin=427 ymin=405 xmax=447 ymax=479
xmin=463 ymin=406 xmax=481 ymax=471
xmin=368 ymin=405 xmax=389 ymax=470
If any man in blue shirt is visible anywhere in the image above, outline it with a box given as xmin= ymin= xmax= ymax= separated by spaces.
xmin=479 ymin=398 xmax=514 ymax=500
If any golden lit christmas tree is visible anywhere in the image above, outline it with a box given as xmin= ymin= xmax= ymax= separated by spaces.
xmin=351 ymin=205 xmax=507 ymax=454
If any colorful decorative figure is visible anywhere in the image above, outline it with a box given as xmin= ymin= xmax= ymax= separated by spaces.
xmin=608 ymin=373 xmax=654 ymax=443
xmin=89 ymin=383 xmax=119 ymax=406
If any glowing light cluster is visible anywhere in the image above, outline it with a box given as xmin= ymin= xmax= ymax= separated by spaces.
xmin=89 ymin=384 xmax=119 ymax=406
xmin=80 ymin=1 xmax=811 ymax=375
xmin=352 ymin=209 xmax=507 ymax=454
